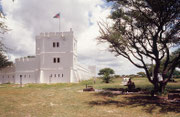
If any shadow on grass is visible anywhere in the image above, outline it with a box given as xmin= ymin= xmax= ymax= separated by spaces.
xmin=96 ymin=88 xmax=147 ymax=97
xmin=95 ymin=91 xmax=122 ymax=97
xmin=89 ymin=89 xmax=180 ymax=114
xmin=124 ymin=95 xmax=180 ymax=113
xmin=103 ymin=87 xmax=150 ymax=93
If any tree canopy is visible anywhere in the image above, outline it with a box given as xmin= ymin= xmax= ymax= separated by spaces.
xmin=137 ymin=72 xmax=146 ymax=77
xmin=0 ymin=53 xmax=12 ymax=69
xmin=99 ymin=0 xmax=180 ymax=92
xmin=0 ymin=1 xmax=11 ymax=69
xmin=98 ymin=68 xmax=115 ymax=83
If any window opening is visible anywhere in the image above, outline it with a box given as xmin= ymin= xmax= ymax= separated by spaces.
xmin=53 ymin=42 xmax=56 ymax=47
xmin=53 ymin=58 xmax=56 ymax=63
xmin=57 ymin=58 xmax=60 ymax=63
xmin=57 ymin=42 xmax=59 ymax=47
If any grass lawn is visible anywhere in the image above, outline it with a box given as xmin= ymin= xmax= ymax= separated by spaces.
xmin=0 ymin=77 xmax=179 ymax=117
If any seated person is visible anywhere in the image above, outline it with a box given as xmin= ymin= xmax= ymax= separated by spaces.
xmin=127 ymin=78 xmax=135 ymax=91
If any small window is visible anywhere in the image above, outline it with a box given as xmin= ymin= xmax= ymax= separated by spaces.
xmin=57 ymin=42 xmax=59 ymax=47
xmin=29 ymin=75 xmax=30 ymax=78
xmin=58 ymin=74 xmax=60 ymax=77
xmin=53 ymin=42 xmax=56 ymax=47
xmin=62 ymin=74 xmax=63 ymax=77
xmin=57 ymin=58 xmax=60 ymax=63
xmin=54 ymin=74 xmax=56 ymax=77
xmin=50 ymin=74 xmax=52 ymax=77
xmin=12 ymin=76 xmax=14 ymax=78
xmin=53 ymin=58 xmax=56 ymax=63
xmin=20 ymin=75 xmax=22 ymax=78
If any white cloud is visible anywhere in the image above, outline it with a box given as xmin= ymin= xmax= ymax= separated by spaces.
xmin=2 ymin=0 xmax=143 ymax=75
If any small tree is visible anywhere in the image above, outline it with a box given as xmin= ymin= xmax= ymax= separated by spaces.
xmin=98 ymin=68 xmax=115 ymax=83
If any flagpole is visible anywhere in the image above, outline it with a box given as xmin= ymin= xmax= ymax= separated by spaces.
xmin=59 ymin=17 xmax=60 ymax=32
xmin=59 ymin=12 xmax=60 ymax=32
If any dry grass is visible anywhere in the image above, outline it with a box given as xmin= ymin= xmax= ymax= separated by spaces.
xmin=0 ymin=78 xmax=179 ymax=117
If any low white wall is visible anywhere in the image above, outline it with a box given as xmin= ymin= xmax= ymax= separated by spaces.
xmin=15 ymin=57 xmax=37 ymax=84
xmin=0 ymin=65 xmax=15 ymax=84
xmin=73 ymin=64 xmax=96 ymax=82
xmin=15 ymin=71 xmax=36 ymax=84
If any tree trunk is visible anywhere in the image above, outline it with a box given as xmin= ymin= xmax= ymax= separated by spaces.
xmin=153 ymin=82 xmax=159 ymax=93
xmin=159 ymin=82 xmax=167 ymax=93
xmin=152 ymin=82 xmax=167 ymax=94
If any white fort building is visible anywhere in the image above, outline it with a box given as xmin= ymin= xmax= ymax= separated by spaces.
xmin=0 ymin=28 xmax=96 ymax=84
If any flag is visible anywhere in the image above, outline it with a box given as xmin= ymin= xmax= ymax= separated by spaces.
xmin=53 ymin=13 xmax=60 ymax=18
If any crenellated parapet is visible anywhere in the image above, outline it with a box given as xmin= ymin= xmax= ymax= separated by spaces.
xmin=15 ymin=56 xmax=36 ymax=63
xmin=36 ymin=29 xmax=73 ymax=39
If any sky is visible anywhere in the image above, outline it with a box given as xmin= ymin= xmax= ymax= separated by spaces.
xmin=1 ymin=0 xmax=143 ymax=75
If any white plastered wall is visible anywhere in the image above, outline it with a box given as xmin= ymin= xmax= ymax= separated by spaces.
xmin=0 ymin=65 xmax=15 ymax=84
xmin=15 ymin=57 xmax=37 ymax=84
xmin=0 ymin=29 xmax=96 ymax=84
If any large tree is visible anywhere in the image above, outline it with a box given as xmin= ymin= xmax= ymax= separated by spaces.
xmin=0 ymin=1 xmax=11 ymax=69
xmin=98 ymin=0 xmax=180 ymax=93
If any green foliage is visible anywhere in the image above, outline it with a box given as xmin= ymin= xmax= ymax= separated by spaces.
xmin=128 ymin=74 xmax=138 ymax=78
xmin=98 ymin=68 xmax=115 ymax=83
xmin=137 ymin=72 xmax=146 ymax=77
xmin=0 ymin=52 xmax=12 ymax=69
xmin=114 ymin=75 xmax=120 ymax=78
xmin=98 ymin=68 xmax=115 ymax=75
xmin=170 ymin=48 xmax=180 ymax=68
xmin=0 ymin=2 xmax=12 ymax=69
xmin=173 ymin=70 xmax=180 ymax=78
xmin=99 ymin=0 xmax=180 ymax=92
